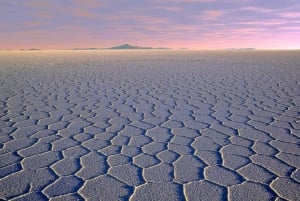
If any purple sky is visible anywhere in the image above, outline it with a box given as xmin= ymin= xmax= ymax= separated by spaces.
xmin=1 ymin=0 xmax=300 ymax=49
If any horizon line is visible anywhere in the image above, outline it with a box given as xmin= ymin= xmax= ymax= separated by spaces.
xmin=1 ymin=48 xmax=300 ymax=51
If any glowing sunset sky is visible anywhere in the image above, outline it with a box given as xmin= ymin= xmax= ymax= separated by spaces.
xmin=1 ymin=0 xmax=300 ymax=49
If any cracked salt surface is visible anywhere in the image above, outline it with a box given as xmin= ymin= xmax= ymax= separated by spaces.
xmin=0 ymin=50 xmax=299 ymax=200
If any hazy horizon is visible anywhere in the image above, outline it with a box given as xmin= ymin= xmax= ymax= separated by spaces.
xmin=1 ymin=47 xmax=299 ymax=51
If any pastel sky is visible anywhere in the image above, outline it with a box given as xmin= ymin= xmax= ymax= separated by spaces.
xmin=1 ymin=0 xmax=300 ymax=49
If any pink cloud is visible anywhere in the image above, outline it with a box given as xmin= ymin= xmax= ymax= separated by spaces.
xmin=133 ymin=15 xmax=170 ymax=25
xmin=154 ymin=0 xmax=251 ymax=3
xmin=279 ymin=26 xmax=300 ymax=30
xmin=155 ymin=6 xmax=182 ymax=11
xmin=104 ymin=13 xmax=170 ymax=25
xmin=236 ymin=20 xmax=287 ymax=26
xmin=33 ymin=11 xmax=54 ymax=19
xmin=179 ymin=0 xmax=214 ymax=2
xmin=23 ymin=21 xmax=47 ymax=27
xmin=157 ymin=0 xmax=215 ymax=2
xmin=26 ymin=1 xmax=101 ymax=20
xmin=202 ymin=10 xmax=224 ymax=20
xmin=25 ymin=1 xmax=53 ymax=8
xmin=235 ymin=28 xmax=266 ymax=33
xmin=69 ymin=8 xmax=99 ymax=19
xmin=238 ymin=6 xmax=275 ymax=13
xmin=73 ymin=0 xmax=104 ymax=8
xmin=280 ymin=12 xmax=300 ymax=18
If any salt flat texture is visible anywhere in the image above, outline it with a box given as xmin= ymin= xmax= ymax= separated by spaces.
xmin=0 ymin=50 xmax=299 ymax=201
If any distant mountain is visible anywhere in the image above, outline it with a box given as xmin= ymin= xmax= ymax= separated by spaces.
xmin=108 ymin=44 xmax=171 ymax=49
xmin=69 ymin=44 xmax=171 ymax=50
xmin=225 ymin=48 xmax=256 ymax=51
xmin=108 ymin=44 xmax=153 ymax=49
xmin=20 ymin=48 xmax=41 ymax=51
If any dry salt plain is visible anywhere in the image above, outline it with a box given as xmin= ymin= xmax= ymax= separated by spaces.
xmin=0 ymin=50 xmax=299 ymax=201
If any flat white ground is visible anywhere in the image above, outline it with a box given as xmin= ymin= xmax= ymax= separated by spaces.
xmin=0 ymin=50 xmax=299 ymax=201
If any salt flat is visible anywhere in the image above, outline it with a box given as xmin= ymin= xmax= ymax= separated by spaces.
xmin=0 ymin=50 xmax=299 ymax=200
